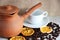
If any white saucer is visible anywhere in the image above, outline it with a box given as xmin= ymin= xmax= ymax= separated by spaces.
xmin=23 ymin=17 xmax=49 ymax=28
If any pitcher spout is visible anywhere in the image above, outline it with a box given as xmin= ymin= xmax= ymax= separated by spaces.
xmin=22 ymin=2 xmax=42 ymax=19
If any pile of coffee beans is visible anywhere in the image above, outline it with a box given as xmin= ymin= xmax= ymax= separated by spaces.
xmin=36 ymin=22 xmax=60 ymax=40
xmin=22 ymin=22 xmax=60 ymax=40
xmin=9 ymin=22 xmax=60 ymax=40
xmin=47 ymin=22 xmax=60 ymax=34
xmin=46 ymin=22 xmax=60 ymax=40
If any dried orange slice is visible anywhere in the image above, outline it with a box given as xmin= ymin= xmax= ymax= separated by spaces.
xmin=40 ymin=26 xmax=53 ymax=33
xmin=10 ymin=36 xmax=26 ymax=40
xmin=21 ymin=27 xmax=34 ymax=36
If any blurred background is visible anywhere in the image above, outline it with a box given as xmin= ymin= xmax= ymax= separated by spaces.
xmin=0 ymin=0 xmax=60 ymax=17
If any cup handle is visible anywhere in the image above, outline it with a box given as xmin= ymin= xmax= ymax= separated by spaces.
xmin=42 ymin=11 xmax=48 ymax=17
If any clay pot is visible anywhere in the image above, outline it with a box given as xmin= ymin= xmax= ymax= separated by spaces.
xmin=0 ymin=3 xmax=42 ymax=37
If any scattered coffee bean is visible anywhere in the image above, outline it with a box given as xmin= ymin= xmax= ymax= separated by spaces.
xmin=37 ymin=37 xmax=41 ymax=40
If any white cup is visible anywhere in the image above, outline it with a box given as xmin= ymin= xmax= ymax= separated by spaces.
xmin=27 ymin=9 xmax=48 ymax=25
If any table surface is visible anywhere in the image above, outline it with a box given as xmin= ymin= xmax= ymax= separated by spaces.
xmin=0 ymin=16 xmax=60 ymax=40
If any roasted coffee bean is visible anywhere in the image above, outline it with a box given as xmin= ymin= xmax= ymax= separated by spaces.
xmin=52 ymin=37 xmax=56 ymax=40
xmin=53 ymin=27 xmax=58 ymax=30
xmin=52 ymin=30 xmax=56 ymax=33
xmin=49 ymin=34 xmax=53 ymax=39
xmin=46 ymin=34 xmax=53 ymax=39
xmin=52 ymin=39 xmax=56 ymax=40
xmin=47 ymin=22 xmax=52 ymax=26
xmin=58 ymin=27 xmax=60 ymax=34
xmin=52 ymin=33 xmax=59 ymax=37
xmin=44 ymin=38 xmax=50 ymax=40
xmin=44 ymin=38 xmax=48 ymax=40
xmin=37 ymin=37 xmax=41 ymax=40
xmin=47 ymin=22 xmax=53 ymax=26
xmin=53 ymin=23 xmax=59 ymax=27
xmin=55 ymin=29 xmax=59 ymax=33
xmin=28 ymin=38 xmax=32 ymax=40
xmin=43 ymin=36 xmax=47 ymax=39
xmin=49 ymin=39 xmax=52 ymax=40
xmin=41 ymin=33 xmax=48 ymax=36
xmin=28 ymin=37 xmax=36 ymax=40
xmin=41 ymin=37 xmax=45 ymax=40
xmin=58 ymin=27 xmax=60 ymax=31
xmin=35 ymin=32 xmax=41 ymax=37
xmin=46 ymin=35 xmax=50 ymax=39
